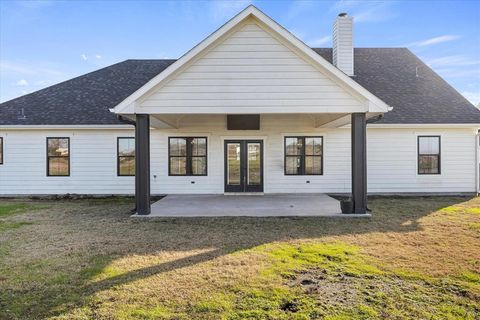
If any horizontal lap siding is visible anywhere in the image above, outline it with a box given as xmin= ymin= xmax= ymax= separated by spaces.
xmin=0 ymin=130 xmax=135 ymax=195
xmin=140 ymin=21 xmax=363 ymax=113
xmin=367 ymin=128 xmax=477 ymax=193
xmin=149 ymin=115 xmax=352 ymax=194
xmin=150 ymin=116 xmax=477 ymax=194
xmin=0 ymin=123 xmax=476 ymax=195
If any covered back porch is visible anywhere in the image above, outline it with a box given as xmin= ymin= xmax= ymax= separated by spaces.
xmin=111 ymin=7 xmax=390 ymax=216
xmin=132 ymin=112 xmax=369 ymax=216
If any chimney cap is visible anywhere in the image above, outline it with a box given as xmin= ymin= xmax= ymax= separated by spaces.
xmin=338 ymin=12 xmax=347 ymax=17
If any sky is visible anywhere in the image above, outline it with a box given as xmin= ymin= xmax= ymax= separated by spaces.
xmin=0 ymin=0 xmax=479 ymax=105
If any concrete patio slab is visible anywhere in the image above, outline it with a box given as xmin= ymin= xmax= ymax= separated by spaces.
xmin=134 ymin=194 xmax=370 ymax=217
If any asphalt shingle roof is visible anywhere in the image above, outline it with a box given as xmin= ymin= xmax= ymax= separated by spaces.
xmin=0 ymin=59 xmax=175 ymax=125
xmin=1 ymin=48 xmax=479 ymax=125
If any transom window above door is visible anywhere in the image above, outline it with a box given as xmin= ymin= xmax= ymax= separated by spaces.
xmin=284 ymin=136 xmax=323 ymax=175
xmin=169 ymin=137 xmax=207 ymax=176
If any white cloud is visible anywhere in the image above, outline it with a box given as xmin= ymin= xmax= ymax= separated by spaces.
xmin=0 ymin=61 xmax=65 ymax=76
xmin=0 ymin=61 xmax=32 ymax=74
xmin=16 ymin=79 xmax=28 ymax=86
xmin=408 ymin=35 xmax=461 ymax=47
xmin=289 ymin=28 xmax=306 ymax=40
xmin=331 ymin=0 xmax=396 ymax=23
xmin=435 ymin=68 xmax=480 ymax=79
xmin=209 ymin=0 xmax=252 ymax=21
xmin=95 ymin=54 xmax=102 ymax=59
xmin=307 ymin=36 xmax=331 ymax=47
xmin=286 ymin=0 xmax=317 ymax=20
xmin=0 ymin=60 xmax=71 ymax=102
xmin=461 ymin=91 xmax=480 ymax=106
xmin=17 ymin=0 xmax=53 ymax=9
xmin=81 ymin=54 xmax=88 ymax=61
xmin=34 ymin=80 xmax=49 ymax=86
xmin=210 ymin=0 xmax=252 ymax=21
xmin=425 ymin=55 xmax=480 ymax=68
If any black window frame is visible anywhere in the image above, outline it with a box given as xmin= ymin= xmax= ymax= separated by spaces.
xmin=46 ymin=137 xmax=70 ymax=177
xmin=168 ymin=137 xmax=208 ymax=176
xmin=0 ymin=137 xmax=3 ymax=165
xmin=117 ymin=137 xmax=135 ymax=176
xmin=284 ymin=136 xmax=323 ymax=176
xmin=417 ymin=135 xmax=441 ymax=175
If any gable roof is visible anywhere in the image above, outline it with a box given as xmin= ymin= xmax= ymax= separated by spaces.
xmin=111 ymin=5 xmax=390 ymax=114
xmin=1 ymin=49 xmax=479 ymax=126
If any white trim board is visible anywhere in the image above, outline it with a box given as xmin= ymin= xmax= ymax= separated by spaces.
xmin=0 ymin=125 xmax=134 ymax=130
xmin=368 ymin=124 xmax=480 ymax=129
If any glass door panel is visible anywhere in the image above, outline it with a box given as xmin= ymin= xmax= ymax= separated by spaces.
xmin=247 ymin=143 xmax=261 ymax=186
xmin=227 ymin=143 xmax=241 ymax=185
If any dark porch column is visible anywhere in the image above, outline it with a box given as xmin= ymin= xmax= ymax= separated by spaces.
xmin=135 ymin=114 xmax=151 ymax=215
xmin=351 ymin=113 xmax=367 ymax=214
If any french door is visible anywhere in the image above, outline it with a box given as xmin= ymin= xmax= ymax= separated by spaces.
xmin=224 ymin=140 xmax=263 ymax=192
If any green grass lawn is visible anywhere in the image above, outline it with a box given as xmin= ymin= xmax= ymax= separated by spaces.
xmin=0 ymin=196 xmax=479 ymax=319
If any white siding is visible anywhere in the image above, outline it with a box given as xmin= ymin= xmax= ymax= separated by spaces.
xmin=139 ymin=20 xmax=365 ymax=114
xmin=149 ymin=116 xmax=477 ymax=194
xmin=0 ymin=121 xmax=477 ymax=195
xmin=368 ymin=128 xmax=477 ymax=193
xmin=0 ymin=129 xmax=135 ymax=195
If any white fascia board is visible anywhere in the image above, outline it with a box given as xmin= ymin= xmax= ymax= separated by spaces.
xmin=111 ymin=5 xmax=391 ymax=115
xmin=0 ymin=125 xmax=133 ymax=130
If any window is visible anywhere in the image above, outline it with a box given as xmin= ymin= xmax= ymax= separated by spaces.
xmin=47 ymin=137 xmax=70 ymax=176
xmin=117 ymin=137 xmax=135 ymax=176
xmin=0 ymin=137 xmax=3 ymax=164
xmin=169 ymin=137 xmax=207 ymax=176
xmin=418 ymin=136 xmax=441 ymax=174
xmin=285 ymin=136 xmax=323 ymax=175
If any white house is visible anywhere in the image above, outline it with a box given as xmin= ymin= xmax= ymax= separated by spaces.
xmin=1 ymin=6 xmax=479 ymax=215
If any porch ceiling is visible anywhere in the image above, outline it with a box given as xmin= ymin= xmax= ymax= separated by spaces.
xmin=147 ymin=113 xmax=377 ymax=129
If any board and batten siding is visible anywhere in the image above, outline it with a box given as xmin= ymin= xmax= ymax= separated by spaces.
xmin=138 ymin=19 xmax=366 ymax=114
xmin=0 ymin=117 xmax=477 ymax=195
